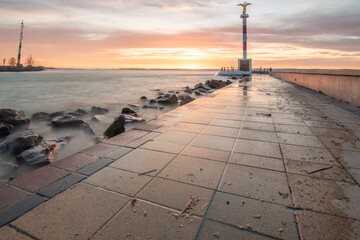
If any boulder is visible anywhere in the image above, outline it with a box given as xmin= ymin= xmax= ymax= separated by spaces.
xmin=51 ymin=115 xmax=94 ymax=135
xmin=140 ymin=96 xmax=147 ymax=100
xmin=194 ymin=83 xmax=212 ymax=91
xmin=121 ymin=107 xmax=138 ymax=116
xmin=69 ymin=108 xmax=88 ymax=117
xmin=122 ymin=114 xmax=145 ymax=123
xmin=91 ymin=106 xmax=109 ymax=115
xmin=0 ymin=109 xmax=30 ymax=128
xmin=31 ymin=112 xmax=51 ymax=122
xmin=91 ymin=115 xmax=107 ymax=122
xmin=128 ymin=104 xmax=140 ymax=108
xmin=49 ymin=111 xmax=67 ymax=119
xmin=194 ymin=90 xmax=203 ymax=96
xmin=197 ymin=88 xmax=209 ymax=94
xmin=17 ymin=136 xmax=71 ymax=165
xmin=0 ymin=122 xmax=13 ymax=137
xmin=104 ymin=115 xmax=125 ymax=138
xmin=156 ymin=96 xmax=164 ymax=100
xmin=143 ymin=105 xmax=158 ymax=109
xmin=158 ymin=94 xmax=178 ymax=105
xmin=149 ymin=99 xmax=157 ymax=104
xmin=0 ymin=130 xmax=43 ymax=155
xmin=184 ymin=86 xmax=192 ymax=94
xmin=178 ymin=94 xmax=195 ymax=106
xmin=205 ymin=79 xmax=230 ymax=89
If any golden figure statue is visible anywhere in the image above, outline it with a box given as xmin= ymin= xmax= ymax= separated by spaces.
xmin=237 ymin=1 xmax=252 ymax=15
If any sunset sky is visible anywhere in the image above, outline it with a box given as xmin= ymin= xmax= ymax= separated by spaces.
xmin=1 ymin=0 xmax=359 ymax=69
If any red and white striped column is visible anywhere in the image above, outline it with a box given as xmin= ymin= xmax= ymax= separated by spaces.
xmin=241 ymin=14 xmax=249 ymax=60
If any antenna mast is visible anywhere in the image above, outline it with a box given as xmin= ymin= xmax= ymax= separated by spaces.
xmin=17 ymin=20 xmax=24 ymax=67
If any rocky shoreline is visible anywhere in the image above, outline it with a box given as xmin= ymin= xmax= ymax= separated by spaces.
xmin=0 ymin=66 xmax=45 ymax=72
xmin=0 ymin=78 xmax=235 ymax=180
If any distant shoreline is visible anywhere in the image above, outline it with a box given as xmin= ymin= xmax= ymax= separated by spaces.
xmin=0 ymin=66 xmax=45 ymax=72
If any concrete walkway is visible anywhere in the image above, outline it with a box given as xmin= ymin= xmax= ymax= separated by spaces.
xmin=1 ymin=75 xmax=359 ymax=240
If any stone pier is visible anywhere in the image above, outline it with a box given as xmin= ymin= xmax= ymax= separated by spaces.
xmin=0 ymin=74 xmax=359 ymax=239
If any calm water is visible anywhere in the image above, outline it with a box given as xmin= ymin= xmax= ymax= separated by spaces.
xmin=0 ymin=69 xmax=224 ymax=180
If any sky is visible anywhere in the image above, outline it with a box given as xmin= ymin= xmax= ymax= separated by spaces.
xmin=0 ymin=0 xmax=359 ymax=69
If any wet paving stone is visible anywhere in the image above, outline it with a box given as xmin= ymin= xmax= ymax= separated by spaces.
xmin=229 ymin=152 xmax=284 ymax=172
xmin=92 ymin=200 xmax=202 ymax=240
xmin=296 ymin=210 xmax=360 ymax=240
xmin=220 ymin=164 xmax=292 ymax=206
xmin=103 ymin=129 xmax=150 ymax=146
xmin=104 ymin=146 xmax=133 ymax=160
xmin=238 ymin=129 xmax=278 ymax=143
xmin=9 ymin=166 xmax=70 ymax=192
xmin=288 ymin=174 xmax=360 ymax=220
xmin=140 ymin=140 xmax=186 ymax=154
xmin=234 ymin=139 xmax=282 ymax=159
xmin=11 ymin=183 xmax=129 ymax=240
xmin=181 ymin=146 xmax=230 ymax=162
xmin=0 ymin=184 xmax=29 ymax=210
xmin=206 ymin=192 xmax=298 ymax=239
xmin=110 ymin=148 xmax=175 ymax=176
xmin=159 ymin=155 xmax=226 ymax=189
xmin=52 ymin=153 xmax=99 ymax=171
xmin=0 ymin=226 xmax=33 ymax=240
xmin=169 ymin=122 xmax=207 ymax=133
xmin=191 ymin=134 xmax=236 ymax=152
xmin=77 ymin=158 xmax=113 ymax=176
xmin=154 ymin=130 xmax=198 ymax=145
xmin=138 ymin=178 xmax=214 ymax=215
xmin=80 ymin=143 xmax=120 ymax=157
xmin=0 ymin=194 xmax=46 ymax=227
xmin=197 ymin=219 xmax=272 ymax=240
xmin=85 ymin=167 xmax=152 ymax=196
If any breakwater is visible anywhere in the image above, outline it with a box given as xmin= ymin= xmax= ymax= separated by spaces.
xmin=270 ymin=70 xmax=360 ymax=106
xmin=0 ymin=66 xmax=45 ymax=72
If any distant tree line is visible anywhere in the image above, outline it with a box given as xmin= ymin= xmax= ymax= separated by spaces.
xmin=2 ymin=55 xmax=38 ymax=67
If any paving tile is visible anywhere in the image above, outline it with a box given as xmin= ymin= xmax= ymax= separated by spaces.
xmin=285 ymin=159 xmax=353 ymax=183
xmin=310 ymin=127 xmax=354 ymax=139
xmin=154 ymin=130 xmax=198 ymax=145
xmin=272 ymin=118 xmax=306 ymax=126
xmin=181 ymin=146 xmax=230 ymax=162
xmin=296 ymin=210 xmax=360 ymax=240
xmin=281 ymin=144 xmax=337 ymax=165
xmin=80 ymin=143 xmax=120 ymax=157
xmin=206 ymin=192 xmax=298 ymax=239
xmin=274 ymin=124 xmax=314 ymax=135
xmin=209 ymin=119 xmax=242 ymax=128
xmin=85 ymin=167 xmax=152 ymax=196
xmin=202 ymin=125 xmax=239 ymax=138
xmin=238 ymin=129 xmax=278 ymax=143
xmin=0 ymin=194 xmax=46 ymax=227
xmin=234 ymin=139 xmax=282 ymax=159
xmin=183 ymin=112 xmax=217 ymax=125
xmin=92 ymin=200 xmax=202 ymax=240
xmin=242 ymin=121 xmax=275 ymax=132
xmin=138 ymin=178 xmax=213 ymax=215
xmin=103 ymin=146 xmax=133 ymax=160
xmin=9 ymin=166 xmax=70 ymax=192
xmin=329 ymin=149 xmax=360 ymax=169
xmin=103 ymin=129 xmax=150 ymax=146
xmin=197 ymin=219 xmax=272 ymax=240
xmin=77 ymin=158 xmax=113 ymax=176
xmin=277 ymin=132 xmax=324 ymax=148
xmin=191 ymin=134 xmax=236 ymax=152
xmin=0 ymin=225 xmax=33 ymax=240
xmin=288 ymin=174 xmax=360 ymax=220
xmin=110 ymin=148 xmax=175 ymax=176
xmin=37 ymin=173 xmax=86 ymax=198
xmin=169 ymin=122 xmax=206 ymax=133
xmin=230 ymin=152 xmax=284 ymax=172
xmin=216 ymin=113 xmax=245 ymax=121
xmin=126 ymin=132 xmax=160 ymax=148
xmin=140 ymin=140 xmax=186 ymax=154
xmin=220 ymin=164 xmax=292 ymax=205
xmin=348 ymin=168 xmax=360 ymax=183
xmin=305 ymin=120 xmax=342 ymax=129
xmin=133 ymin=122 xmax=163 ymax=131
xmin=0 ymin=184 xmax=29 ymax=209
xmin=319 ymin=136 xmax=360 ymax=152
xmin=159 ymin=155 xmax=226 ymax=189
xmin=244 ymin=115 xmax=273 ymax=124
xmin=12 ymin=183 xmax=129 ymax=240
xmin=52 ymin=153 xmax=99 ymax=171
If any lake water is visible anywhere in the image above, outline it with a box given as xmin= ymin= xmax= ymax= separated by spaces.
xmin=0 ymin=69 xmax=225 ymax=180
